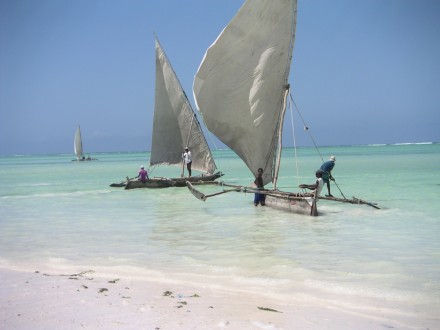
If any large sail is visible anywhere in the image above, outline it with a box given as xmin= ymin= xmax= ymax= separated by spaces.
xmin=194 ymin=0 xmax=297 ymax=185
xmin=150 ymin=38 xmax=217 ymax=175
xmin=74 ymin=126 xmax=83 ymax=159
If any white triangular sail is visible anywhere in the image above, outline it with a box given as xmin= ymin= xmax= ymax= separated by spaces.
xmin=193 ymin=0 xmax=297 ymax=185
xmin=74 ymin=126 xmax=83 ymax=159
xmin=150 ymin=38 xmax=217 ymax=175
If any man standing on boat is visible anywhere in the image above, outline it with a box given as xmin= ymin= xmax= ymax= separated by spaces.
xmin=320 ymin=156 xmax=336 ymax=197
xmin=183 ymin=147 xmax=192 ymax=177
xmin=138 ymin=166 xmax=149 ymax=183
xmin=254 ymin=168 xmax=266 ymax=206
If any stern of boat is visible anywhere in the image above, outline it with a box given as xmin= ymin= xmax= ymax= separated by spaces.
xmin=265 ymin=195 xmax=318 ymax=216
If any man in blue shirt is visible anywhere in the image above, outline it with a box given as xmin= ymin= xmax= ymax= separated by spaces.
xmin=320 ymin=156 xmax=336 ymax=197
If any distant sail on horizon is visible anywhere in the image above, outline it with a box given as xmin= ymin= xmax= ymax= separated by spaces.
xmin=74 ymin=125 xmax=83 ymax=160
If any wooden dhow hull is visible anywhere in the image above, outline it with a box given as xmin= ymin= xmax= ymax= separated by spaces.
xmin=112 ymin=172 xmax=224 ymax=190
xmin=265 ymin=194 xmax=318 ymax=216
xmin=187 ymin=181 xmax=318 ymax=216
xmin=72 ymin=158 xmax=98 ymax=162
xmin=124 ymin=178 xmax=175 ymax=189
xmin=168 ymin=172 xmax=224 ymax=187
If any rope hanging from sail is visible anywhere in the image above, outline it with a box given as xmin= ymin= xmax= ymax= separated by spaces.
xmin=185 ymin=113 xmax=195 ymax=148
xmin=148 ymin=164 xmax=158 ymax=176
xmin=288 ymin=94 xmax=300 ymax=188
xmin=289 ymin=94 xmax=347 ymax=199
xmin=289 ymin=94 xmax=324 ymax=163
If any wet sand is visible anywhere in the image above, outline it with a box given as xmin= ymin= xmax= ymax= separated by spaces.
xmin=2 ymin=267 xmax=430 ymax=330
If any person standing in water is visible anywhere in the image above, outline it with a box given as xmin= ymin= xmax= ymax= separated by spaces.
xmin=254 ymin=168 xmax=266 ymax=206
xmin=183 ymin=147 xmax=192 ymax=177
xmin=320 ymin=155 xmax=336 ymax=197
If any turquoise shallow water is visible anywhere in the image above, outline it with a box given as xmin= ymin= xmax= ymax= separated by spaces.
xmin=1 ymin=143 xmax=439 ymax=326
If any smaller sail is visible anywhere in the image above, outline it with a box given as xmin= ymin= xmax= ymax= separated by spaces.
xmin=150 ymin=38 xmax=217 ymax=174
xmin=74 ymin=126 xmax=83 ymax=159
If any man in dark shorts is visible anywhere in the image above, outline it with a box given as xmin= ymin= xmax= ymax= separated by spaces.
xmin=320 ymin=156 xmax=336 ymax=197
xmin=183 ymin=147 xmax=192 ymax=177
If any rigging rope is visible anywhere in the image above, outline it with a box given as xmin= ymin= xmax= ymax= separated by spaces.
xmin=289 ymin=94 xmax=324 ymax=163
xmin=289 ymin=94 xmax=347 ymax=199
xmin=148 ymin=164 xmax=157 ymax=176
xmin=288 ymin=96 xmax=300 ymax=187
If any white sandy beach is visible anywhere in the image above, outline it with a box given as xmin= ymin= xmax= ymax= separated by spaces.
xmin=1 ymin=267 xmax=436 ymax=330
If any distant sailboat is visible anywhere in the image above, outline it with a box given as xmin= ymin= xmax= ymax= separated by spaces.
xmin=116 ymin=38 xmax=223 ymax=189
xmin=74 ymin=126 xmax=83 ymax=160
xmin=72 ymin=125 xmax=96 ymax=161
xmin=187 ymin=0 xmax=378 ymax=215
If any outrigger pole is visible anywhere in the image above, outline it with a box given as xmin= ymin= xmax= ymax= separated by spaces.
xmin=186 ymin=181 xmax=380 ymax=210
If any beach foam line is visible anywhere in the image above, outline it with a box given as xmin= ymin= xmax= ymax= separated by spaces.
xmin=392 ymin=142 xmax=434 ymax=145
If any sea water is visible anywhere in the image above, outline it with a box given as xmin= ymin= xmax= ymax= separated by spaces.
xmin=1 ymin=143 xmax=439 ymax=326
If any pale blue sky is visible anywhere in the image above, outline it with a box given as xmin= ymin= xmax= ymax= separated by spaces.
xmin=1 ymin=0 xmax=439 ymax=156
